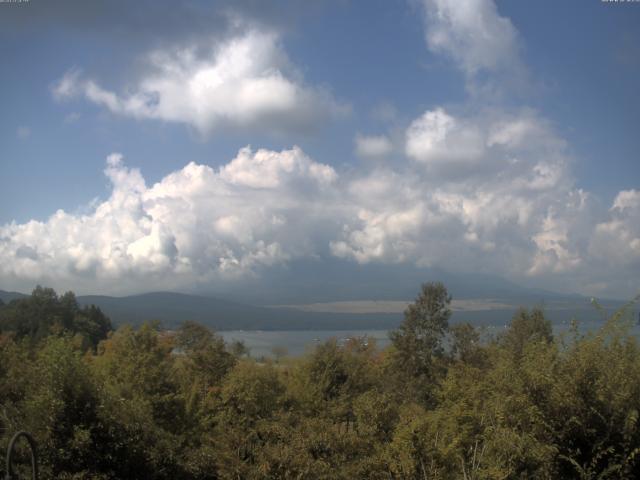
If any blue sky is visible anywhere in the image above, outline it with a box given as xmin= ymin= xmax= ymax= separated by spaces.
xmin=0 ymin=0 xmax=639 ymax=299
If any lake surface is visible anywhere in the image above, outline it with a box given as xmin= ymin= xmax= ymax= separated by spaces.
xmin=220 ymin=329 xmax=392 ymax=358
xmin=221 ymin=319 xmax=640 ymax=358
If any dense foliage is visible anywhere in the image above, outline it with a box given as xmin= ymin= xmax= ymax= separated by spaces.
xmin=1 ymin=284 xmax=639 ymax=479
xmin=0 ymin=286 xmax=112 ymax=349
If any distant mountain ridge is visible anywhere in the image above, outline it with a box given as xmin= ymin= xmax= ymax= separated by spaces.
xmin=0 ymin=290 xmax=28 ymax=303
xmin=1 ymin=286 xmax=628 ymax=331
xmin=77 ymin=291 xmax=407 ymax=330
xmin=206 ymin=260 xmax=589 ymax=305
xmin=0 ymin=289 xmax=403 ymax=330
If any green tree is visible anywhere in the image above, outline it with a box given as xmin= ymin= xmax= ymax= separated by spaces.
xmin=90 ymin=323 xmax=190 ymax=479
xmin=212 ymin=361 xmax=286 ymax=478
xmin=229 ymin=339 xmax=250 ymax=358
xmin=174 ymin=321 xmax=236 ymax=407
xmin=450 ymin=322 xmax=487 ymax=367
xmin=500 ymin=306 xmax=553 ymax=357
xmin=388 ymin=282 xmax=451 ymax=405
xmin=0 ymin=286 xmax=111 ymax=348
xmin=294 ymin=338 xmax=378 ymax=417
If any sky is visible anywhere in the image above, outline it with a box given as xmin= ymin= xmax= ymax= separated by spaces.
xmin=0 ymin=0 xmax=639 ymax=300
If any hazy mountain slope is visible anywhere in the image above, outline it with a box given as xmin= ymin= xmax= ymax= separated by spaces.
xmin=76 ymin=292 xmax=403 ymax=330
xmin=76 ymin=292 xmax=626 ymax=331
xmin=1 ymin=279 xmax=631 ymax=331
xmin=0 ymin=290 xmax=28 ymax=303
xmin=209 ymin=260 xmax=584 ymax=305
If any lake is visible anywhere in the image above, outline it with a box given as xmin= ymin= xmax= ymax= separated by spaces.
xmin=220 ymin=329 xmax=392 ymax=358
xmin=220 ymin=318 xmax=640 ymax=358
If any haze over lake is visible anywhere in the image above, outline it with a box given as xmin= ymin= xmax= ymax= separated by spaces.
xmin=222 ymin=318 xmax=640 ymax=358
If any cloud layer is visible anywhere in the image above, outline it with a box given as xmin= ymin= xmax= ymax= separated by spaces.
xmin=53 ymin=29 xmax=346 ymax=136
xmin=1 ymin=116 xmax=638 ymax=297
xmin=4 ymin=0 xmax=636 ymax=299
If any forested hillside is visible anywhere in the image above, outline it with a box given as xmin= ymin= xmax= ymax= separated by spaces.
xmin=1 ymin=284 xmax=639 ymax=479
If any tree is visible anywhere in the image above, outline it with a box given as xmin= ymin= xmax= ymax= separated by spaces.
xmin=73 ymin=304 xmax=112 ymax=349
xmin=212 ymin=361 xmax=286 ymax=478
xmin=90 ymin=323 xmax=190 ymax=479
xmin=27 ymin=337 xmax=101 ymax=477
xmin=500 ymin=307 xmax=552 ymax=357
xmin=175 ymin=321 xmax=236 ymax=390
xmin=389 ymin=282 xmax=451 ymax=404
xmin=449 ymin=322 xmax=487 ymax=367
xmin=0 ymin=287 xmax=112 ymax=348
xmin=229 ymin=340 xmax=250 ymax=358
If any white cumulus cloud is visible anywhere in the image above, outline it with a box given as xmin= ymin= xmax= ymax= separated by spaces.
xmin=0 ymin=132 xmax=637 ymax=297
xmin=52 ymin=29 xmax=347 ymax=136
xmin=405 ymin=108 xmax=485 ymax=169
xmin=0 ymin=147 xmax=340 ymax=294
xmin=220 ymin=146 xmax=337 ymax=188
xmin=421 ymin=0 xmax=520 ymax=76
xmin=590 ymin=190 xmax=640 ymax=265
xmin=611 ymin=189 xmax=640 ymax=212
xmin=336 ymin=107 xmax=628 ymax=295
